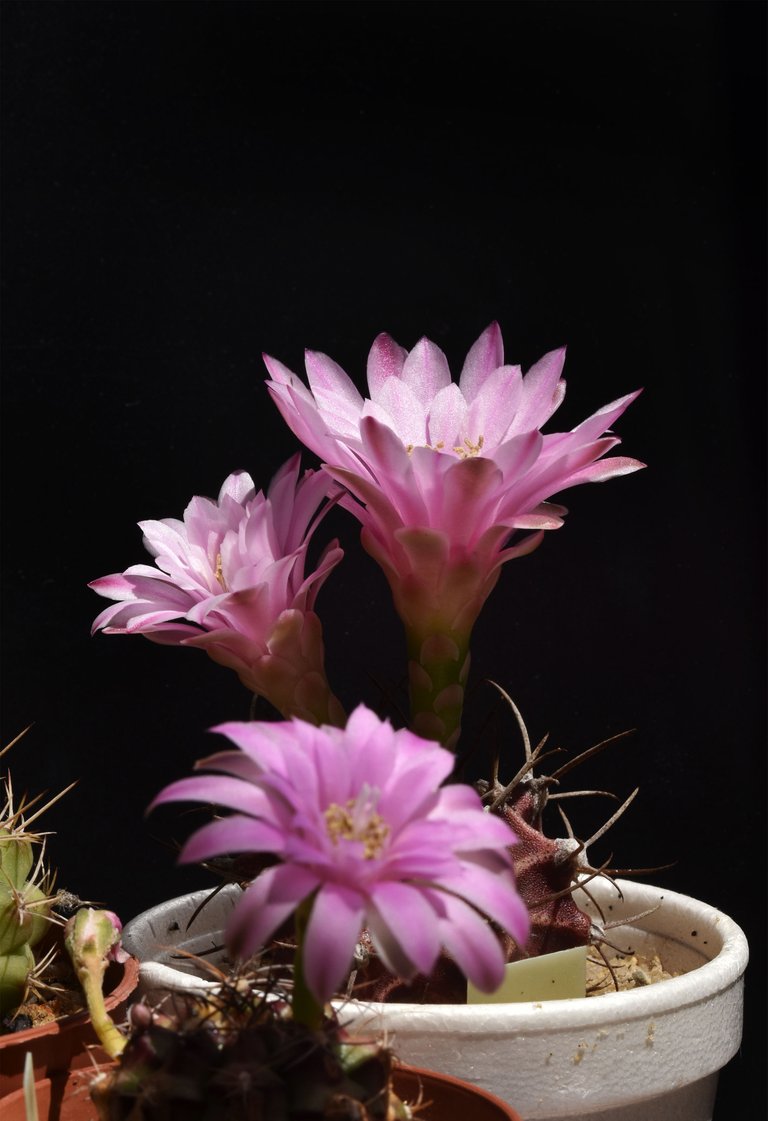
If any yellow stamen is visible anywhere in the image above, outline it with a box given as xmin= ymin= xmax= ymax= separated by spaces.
xmin=405 ymin=440 xmax=445 ymax=455
xmin=453 ymin=434 xmax=485 ymax=459
xmin=214 ymin=553 xmax=227 ymax=591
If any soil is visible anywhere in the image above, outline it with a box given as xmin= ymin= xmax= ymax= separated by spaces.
xmin=1 ymin=960 xmax=88 ymax=1034
xmin=586 ymin=950 xmax=678 ymax=996
xmin=8 ymin=986 xmax=86 ymax=1029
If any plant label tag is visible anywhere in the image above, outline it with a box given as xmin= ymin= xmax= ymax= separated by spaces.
xmin=466 ymin=944 xmax=588 ymax=1004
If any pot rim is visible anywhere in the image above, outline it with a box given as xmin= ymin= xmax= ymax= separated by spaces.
xmin=0 ymin=1059 xmax=524 ymax=1121
xmin=124 ymin=878 xmax=748 ymax=1033
xmin=0 ymin=955 xmax=141 ymax=1051
xmin=341 ymin=878 xmax=748 ymax=1032
xmin=394 ymin=1062 xmax=523 ymax=1120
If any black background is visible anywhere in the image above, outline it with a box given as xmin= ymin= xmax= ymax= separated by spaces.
xmin=2 ymin=1 xmax=765 ymax=1114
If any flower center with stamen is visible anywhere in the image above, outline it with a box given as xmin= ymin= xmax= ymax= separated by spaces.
xmin=324 ymin=785 xmax=390 ymax=859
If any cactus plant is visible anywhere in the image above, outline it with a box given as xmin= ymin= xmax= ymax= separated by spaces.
xmin=83 ymin=323 xmax=652 ymax=1114
xmin=86 ymin=705 xmax=533 ymax=1119
xmin=89 ymin=970 xmax=410 ymax=1121
xmin=0 ymin=731 xmax=75 ymax=1023
xmin=334 ymin=696 xmax=646 ymax=1004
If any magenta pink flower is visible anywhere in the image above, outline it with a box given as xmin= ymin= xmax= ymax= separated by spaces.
xmin=90 ymin=456 xmax=344 ymax=726
xmin=151 ymin=705 xmax=530 ymax=1005
xmin=264 ymin=325 xmax=644 ymax=745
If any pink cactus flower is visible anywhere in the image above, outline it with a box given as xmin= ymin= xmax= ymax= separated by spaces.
xmin=264 ymin=325 xmax=644 ymax=745
xmin=151 ymin=704 xmax=530 ymax=1005
xmin=90 ymin=456 xmax=344 ymax=726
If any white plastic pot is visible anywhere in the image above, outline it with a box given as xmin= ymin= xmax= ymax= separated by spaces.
xmin=122 ymin=879 xmax=748 ymax=1121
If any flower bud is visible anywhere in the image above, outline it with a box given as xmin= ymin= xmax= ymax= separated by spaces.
xmin=64 ymin=907 xmax=127 ymax=970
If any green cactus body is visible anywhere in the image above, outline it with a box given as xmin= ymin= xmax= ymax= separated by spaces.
xmin=0 ymin=818 xmax=55 ymax=1017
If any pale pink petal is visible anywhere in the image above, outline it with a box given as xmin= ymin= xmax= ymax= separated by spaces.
xmin=88 ymin=572 xmax=192 ymax=610
xmin=144 ymin=623 xmax=205 ymax=643
xmin=360 ymin=395 xmax=407 ymax=437
xmin=431 ymin=785 xmax=517 ymax=848
xmin=376 ymin=759 xmax=452 ymax=828
xmin=263 ymin=455 xmax=302 ymax=533
xmin=458 ymin=322 xmax=504 ymax=402
xmin=511 ymin=347 xmax=567 ymax=433
xmin=212 ymin=719 xmax=301 ymax=765
xmin=262 ymin=353 xmax=317 ymax=405
xmin=568 ymin=390 xmax=643 ymax=445
xmin=559 ymin=455 xmax=646 ymax=486
xmin=465 ymin=365 xmax=523 ymax=449
xmin=357 ymin=415 xmax=429 ymax=523
xmin=434 ymin=457 xmax=503 ymax=543
xmin=372 ymin=377 xmax=428 ymax=446
xmin=489 ymin=429 xmax=543 ymax=481
xmin=227 ymin=865 xmax=319 ymax=959
xmin=367 ymin=881 xmax=441 ymax=976
xmin=191 ymin=749 xmax=263 ymax=784
xmin=400 ymin=337 xmax=452 ymax=406
xmin=303 ymin=883 xmax=365 ymax=1003
xmin=138 ymin=518 xmax=192 ymax=561
xmin=426 ymin=383 xmax=468 ymax=449
xmin=149 ymin=774 xmax=273 ymax=818
xmin=101 ymin=606 xmax=197 ymax=632
xmin=179 ymin=815 xmax=287 ymax=864
xmin=267 ymin=380 xmax=345 ymax=463
xmin=304 ymin=350 xmax=364 ymax=437
xmin=218 ymin=470 xmax=256 ymax=506
xmin=441 ymin=864 xmax=530 ymax=947
xmin=506 ymin=510 xmax=565 ymax=529
xmin=433 ymin=892 xmax=507 ymax=992
xmin=366 ymin=333 xmax=408 ymax=399
xmin=496 ymin=530 xmax=546 ymax=565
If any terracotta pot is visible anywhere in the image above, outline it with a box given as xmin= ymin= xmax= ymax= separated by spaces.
xmin=0 ymin=1068 xmax=98 ymax=1121
xmin=0 ymin=1063 xmax=522 ymax=1121
xmin=394 ymin=1064 xmax=524 ymax=1120
xmin=122 ymin=879 xmax=748 ymax=1121
xmin=0 ymin=956 xmax=140 ymax=1099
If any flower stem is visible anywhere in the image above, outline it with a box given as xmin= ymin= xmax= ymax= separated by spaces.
xmin=406 ymin=629 xmax=471 ymax=750
xmin=291 ymin=895 xmax=324 ymax=1031
xmin=76 ymin=964 xmax=126 ymax=1058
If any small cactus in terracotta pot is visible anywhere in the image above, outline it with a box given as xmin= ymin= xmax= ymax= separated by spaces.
xmin=89 ymin=705 xmax=531 ymax=1119
xmin=0 ymin=732 xmax=73 ymax=1021
xmin=90 ymin=973 xmax=405 ymax=1121
xmin=0 ymin=734 xmax=140 ymax=1100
